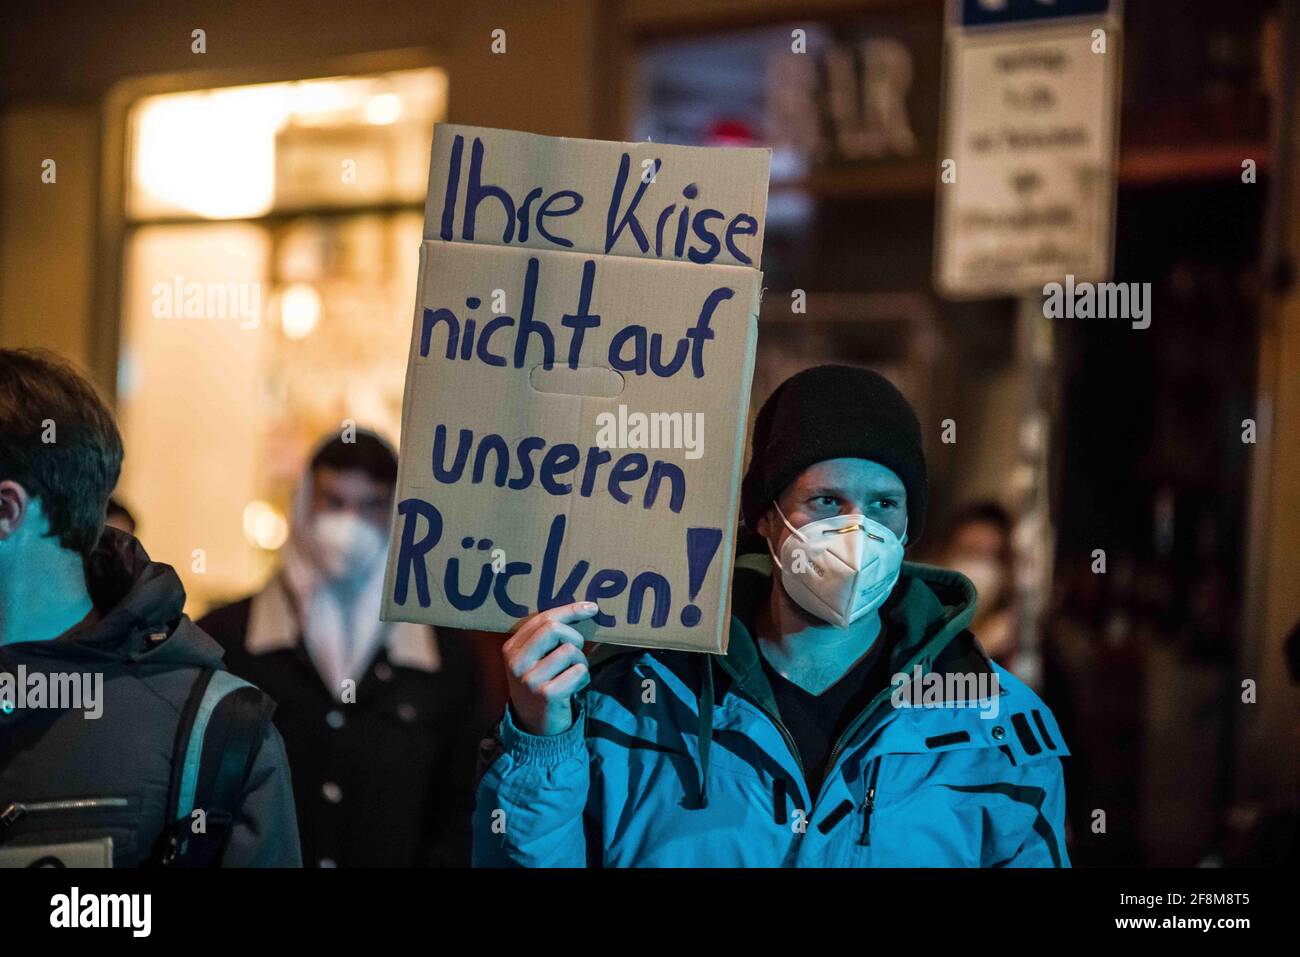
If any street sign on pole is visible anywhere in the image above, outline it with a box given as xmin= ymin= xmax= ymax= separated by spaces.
xmin=936 ymin=0 xmax=1123 ymax=299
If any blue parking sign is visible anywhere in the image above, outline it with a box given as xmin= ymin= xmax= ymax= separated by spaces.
xmin=958 ymin=0 xmax=1111 ymax=28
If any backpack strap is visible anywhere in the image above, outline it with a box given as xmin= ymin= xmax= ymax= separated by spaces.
xmin=155 ymin=668 xmax=276 ymax=867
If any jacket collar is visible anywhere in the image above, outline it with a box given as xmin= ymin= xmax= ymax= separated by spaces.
xmin=27 ymin=527 xmax=224 ymax=668
xmin=245 ymin=575 xmax=442 ymax=673
xmin=715 ymin=555 xmax=981 ymax=717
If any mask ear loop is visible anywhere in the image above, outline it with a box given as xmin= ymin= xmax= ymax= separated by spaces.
xmin=765 ymin=500 xmax=804 ymax=573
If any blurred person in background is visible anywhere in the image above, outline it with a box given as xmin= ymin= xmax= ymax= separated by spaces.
xmin=939 ymin=501 xmax=1018 ymax=668
xmin=199 ymin=430 xmax=485 ymax=867
xmin=0 ymin=349 xmax=300 ymax=867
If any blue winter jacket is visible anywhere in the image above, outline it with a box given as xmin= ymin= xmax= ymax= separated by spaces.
xmin=473 ymin=556 xmax=1070 ymax=867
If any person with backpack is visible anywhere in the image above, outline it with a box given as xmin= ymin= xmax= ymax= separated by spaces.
xmin=0 ymin=349 xmax=301 ymax=867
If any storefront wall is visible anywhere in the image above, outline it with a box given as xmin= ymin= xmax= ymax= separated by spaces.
xmin=0 ymin=0 xmax=611 ymax=380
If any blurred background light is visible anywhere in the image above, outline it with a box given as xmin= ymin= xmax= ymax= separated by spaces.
xmin=278 ymin=283 xmax=321 ymax=339
xmin=242 ymin=499 xmax=289 ymax=551
xmin=365 ymin=92 xmax=403 ymax=125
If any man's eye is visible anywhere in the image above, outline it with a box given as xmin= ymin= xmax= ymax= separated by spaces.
xmin=815 ymin=496 xmax=838 ymax=507
xmin=875 ymin=499 xmax=899 ymax=509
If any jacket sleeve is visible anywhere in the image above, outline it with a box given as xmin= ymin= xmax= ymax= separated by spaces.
xmin=472 ymin=702 xmax=591 ymax=867
xmin=222 ymin=723 xmax=304 ymax=867
xmin=998 ymin=755 xmax=1071 ymax=868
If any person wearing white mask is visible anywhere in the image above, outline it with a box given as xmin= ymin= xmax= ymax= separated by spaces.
xmin=474 ymin=365 xmax=1070 ymax=867
xmin=200 ymin=430 xmax=486 ymax=867
xmin=939 ymin=501 xmax=1018 ymax=667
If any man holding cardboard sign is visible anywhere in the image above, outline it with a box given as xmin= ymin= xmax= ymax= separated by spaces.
xmin=474 ymin=364 xmax=1071 ymax=867
xmin=388 ymin=124 xmax=1067 ymax=866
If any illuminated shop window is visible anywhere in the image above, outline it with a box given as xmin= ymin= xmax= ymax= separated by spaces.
xmin=118 ymin=68 xmax=446 ymax=613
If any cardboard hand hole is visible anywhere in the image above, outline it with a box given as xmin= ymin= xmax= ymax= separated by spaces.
xmin=529 ymin=364 xmax=625 ymax=398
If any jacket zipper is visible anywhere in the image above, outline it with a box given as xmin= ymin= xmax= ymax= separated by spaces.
xmin=733 ymin=645 xmax=939 ymax=813
xmin=730 ymin=678 xmax=807 ymax=798
xmin=817 ymin=648 xmax=944 ymax=804
xmin=818 ymin=682 xmax=897 ymax=801
xmin=0 ymin=798 xmax=130 ymax=841
xmin=858 ymin=756 xmax=883 ymax=846
xmin=740 ymin=672 xmax=896 ymax=815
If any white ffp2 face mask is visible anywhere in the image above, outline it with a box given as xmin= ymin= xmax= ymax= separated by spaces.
xmin=310 ymin=511 xmax=387 ymax=581
xmin=767 ymin=501 xmax=906 ymax=628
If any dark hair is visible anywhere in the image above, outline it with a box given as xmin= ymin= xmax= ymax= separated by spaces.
xmin=943 ymin=501 xmax=1015 ymax=571
xmin=946 ymin=500 xmax=1014 ymax=540
xmin=0 ymin=349 xmax=124 ymax=557
xmin=309 ymin=429 xmax=398 ymax=486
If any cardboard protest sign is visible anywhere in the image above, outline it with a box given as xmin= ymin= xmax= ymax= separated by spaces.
xmin=382 ymin=124 xmax=770 ymax=654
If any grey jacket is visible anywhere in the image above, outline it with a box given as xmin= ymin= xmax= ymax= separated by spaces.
xmin=0 ymin=528 xmax=302 ymax=867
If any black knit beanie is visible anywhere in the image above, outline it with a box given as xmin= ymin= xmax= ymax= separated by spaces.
xmin=741 ymin=365 xmax=928 ymax=541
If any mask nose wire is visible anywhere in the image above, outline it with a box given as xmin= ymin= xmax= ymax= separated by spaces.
xmin=771 ymin=501 xmax=905 ymax=557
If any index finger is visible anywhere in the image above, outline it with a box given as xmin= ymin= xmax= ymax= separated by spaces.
xmin=540 ymin=600 xmax=600 ymax=625
xmin=506 ymin=600 xmax=600 ymax=644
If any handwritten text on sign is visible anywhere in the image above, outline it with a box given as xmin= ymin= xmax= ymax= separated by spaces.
xmin=384 ymin=125 xmax=769 ymax=653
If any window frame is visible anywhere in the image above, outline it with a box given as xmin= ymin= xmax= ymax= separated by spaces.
xmin=94 ymin=47 xmax=444 ymax=400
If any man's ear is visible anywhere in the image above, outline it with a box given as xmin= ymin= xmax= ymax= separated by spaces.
xmin=757 ymin=504 xmax=790 ymax=560
xmin=0 ymin=480 xmax=31 ymax=541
